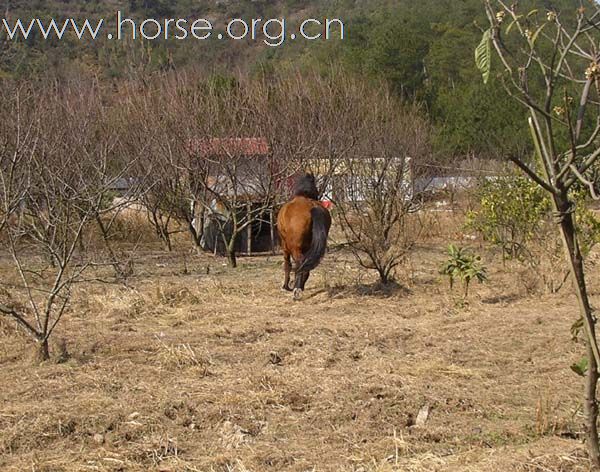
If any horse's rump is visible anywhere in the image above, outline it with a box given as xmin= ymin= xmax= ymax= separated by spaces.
xmin=276 ymin=196 xmax=331 ymax=267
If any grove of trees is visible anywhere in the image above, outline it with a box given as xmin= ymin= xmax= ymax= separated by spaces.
xmin=0 ymin=68 xmax=432 ymax=359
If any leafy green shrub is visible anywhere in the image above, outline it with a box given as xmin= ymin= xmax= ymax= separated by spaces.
xmin=466 ymin=174 xmax=600 ymax=293
xmin=465 ymin=175 xmax=549 ymax=261
xmin=572 ymin=188 xmax=600 ymax=256
xmin=440 ymin=244 xmax=487 ymax=299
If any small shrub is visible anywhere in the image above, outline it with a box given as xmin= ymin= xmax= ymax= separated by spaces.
xmin=465 ymin=175 xmax=549 ymax=261
xmin=440 ymin=244 xmax=487 ymax=299
xmin=466 ymin=174 xmax=600 ymax=293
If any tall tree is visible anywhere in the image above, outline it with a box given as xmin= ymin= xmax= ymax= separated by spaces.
xmin=478 ymin=1 xmax=600 ymax=467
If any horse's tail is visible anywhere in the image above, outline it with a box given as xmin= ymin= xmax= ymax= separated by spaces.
xmin=296 ymin=206 xmax=331 ymax=273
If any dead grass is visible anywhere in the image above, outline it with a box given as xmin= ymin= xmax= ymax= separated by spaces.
xmin=0 ymin=232 xmax=596 ymax=471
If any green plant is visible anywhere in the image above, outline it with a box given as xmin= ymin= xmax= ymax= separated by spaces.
xmin=573 ymin=189 xmax=600 ymax=257
xmin=466 ymin=175 xmax=600 ymax=293
xmin=440 ymin=244 xmax=487 ymax=299
xmin=572 ymin=357 xmax=589 ymax=378
xmin=466 ymin=175 xmax=549 ymax=261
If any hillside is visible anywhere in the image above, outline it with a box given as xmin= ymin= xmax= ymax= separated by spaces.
xmin=0 ymin=0 xmax=580 ymax=158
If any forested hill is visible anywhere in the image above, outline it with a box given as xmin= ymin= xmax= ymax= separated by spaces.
xmin=0 ymin=0 xmax=580 ymax=158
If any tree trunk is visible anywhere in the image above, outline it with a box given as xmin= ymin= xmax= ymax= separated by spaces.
xmin=227 ymin=241 xmax=237 ymax=268
xmin=151 ymin=211 xmax=172 ymax=251
xmin=163 ymin=233 xmax=172 ymax=252
xmin=96 ymin=215 xmax=129 ymax=279
xmin=246 ymin=203 xmax=252 ymax=256
xmin=554 ymin=193 xmax=600 ymax=468
xmin=187 ymin=220 xmax=203 ymax=251
xmin=586 ymin=340 xmax=600 ymax=469
xmin=227 ymin=249 xmax=237 ymax=268
xmin=270 ymin=209 xmax=276 ymax=255
xmin=378 ymin=268 xmax=391 ymax=285
xmin=35 ymin=338 xmax=50 ymax=363
xmin=78 ymin=227 xmax=86 ymax=253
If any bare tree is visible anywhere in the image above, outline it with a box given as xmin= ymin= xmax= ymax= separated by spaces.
xmin=268 ymin=70 xmax=365 ymax=199
xmin=0 ymin=86 xmax=36 ymax=236
xmin=480 ymin=1 xmax=600 ymax=465
xmin=78 ymin=90 xmax=148 ymax=281
xmin=119 ymin=75 xmax=214 ymax=253
xmin=0 ymin=82 xmax=131 ymax=361
xmin=335 ymin=91 xmax=431 ymax=285
xmin=188 ymin=77 xmax=291 ymax=267
xmin=194 ymin=139 xmax=279 ymax=267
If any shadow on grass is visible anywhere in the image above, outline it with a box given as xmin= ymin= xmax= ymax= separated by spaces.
xmin=324 ymin=280 xmax=410 ymax=299
xmin=480 ymin=293 xmax=523 ymax=305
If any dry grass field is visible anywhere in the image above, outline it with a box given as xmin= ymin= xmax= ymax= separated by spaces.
xmin=0 ymin=224 xmax=596 ymax=471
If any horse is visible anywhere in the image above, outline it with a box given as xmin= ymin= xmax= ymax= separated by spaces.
xmin=276 ymin=173 xmax=332 ymax=300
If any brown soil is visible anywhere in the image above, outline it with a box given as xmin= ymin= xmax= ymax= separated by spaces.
xmin=0 ymin=241 xmax=595 ymax=472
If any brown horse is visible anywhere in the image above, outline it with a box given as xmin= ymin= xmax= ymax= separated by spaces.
xmin=277 ymin=173 xmax=332 ymax=300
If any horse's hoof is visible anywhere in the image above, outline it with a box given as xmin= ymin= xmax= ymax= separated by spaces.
xmin=293 ymin=288 xmax=303 ymax=301
xmin=281 ymin=285 xmax=292 ymax=292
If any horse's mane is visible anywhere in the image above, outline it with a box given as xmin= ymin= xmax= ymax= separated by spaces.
xmin=293 ymin=173 xmax=319 ymax=200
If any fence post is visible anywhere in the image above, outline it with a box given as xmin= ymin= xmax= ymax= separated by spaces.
xmin=246 ymin=202 xmax=252 ymax=255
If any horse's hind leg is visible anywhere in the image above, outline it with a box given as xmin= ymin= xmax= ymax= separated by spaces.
xmin=282 ymin=251 xmax=292 ymax=291
xmin=291 ymin=249 xmax=306 ymax=300
xmin=293 ymin=273 xmax=303 ymax=301
xmin=301 ymin=271 xmax=310 ymax=290
xmin=293 ymin=269 xmax=310 ymax=301
xmin=292 ymin=271 xmax=311 ymax=301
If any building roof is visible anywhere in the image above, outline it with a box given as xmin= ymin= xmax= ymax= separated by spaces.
xmin=189 ymin=138 xmax=270 ymax=157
